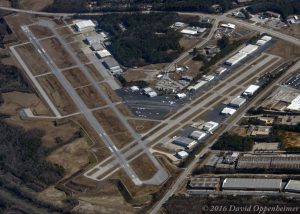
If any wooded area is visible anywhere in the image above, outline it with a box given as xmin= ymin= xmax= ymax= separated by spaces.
xmin=247 ymin=0 xmax=300 ymax=19
xmin=77 ymin=13 xmax=183 ymax=67
xmin=212 ymin=132 xmax=254 ymax=151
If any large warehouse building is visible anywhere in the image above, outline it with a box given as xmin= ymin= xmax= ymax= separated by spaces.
xmin=222 ymin=178 xmax=282 ymax=191
xmin=239 ymin=44 xmax=258 ymax=55
xmin=75 ymin=20 xmax=96 ymax=32
xmin=285 ymin=180 xmax=300 ymax=193
xmin=225 ymin=52 xmax=247 ymax=66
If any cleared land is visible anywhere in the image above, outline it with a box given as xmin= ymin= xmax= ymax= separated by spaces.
xmin=76 ymin=85 xmax=106 ymax=109
xmin=29 ymin=25 xmax=53 ymax=39
xmin=56 ymin=26 xmax=75 ymax=43
xmin=100 ymin=82 xmax=120 ymax=103
xmin=15 ymin=43 xmax=50 ymax=75
xmin=86 ymin=64 xmax=104 ymax=82
xmin=37 ymin=74 xmax=78 ymax=115
xmin=41 ymin=37 xmax=75 ymax=69
xmin=93 ymin=108 xmax=133 ymax=148
xmin=130 ymin=154 xmax=158 ymax=181
xmin=128 ymin=119 xmax=160 ymax=134
xmin=117 ymin=103 xmax=134 ymax=117
xmin=63 ymin=67 xmax=90 ymax=88
xmin=278 ymin=131 xmax=300 ymax=149
xmin=267 ymin=40 xmax=300 ymax=59
xmin=70 ymin=42 xmax=90 ymax=64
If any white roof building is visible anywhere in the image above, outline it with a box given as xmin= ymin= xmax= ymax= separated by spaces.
xmin=176 ymin=93 xmax=187 ymax=99
xmin=285 ymin=180 xmax=300 ymax=193
xmin=243 ymin=85 xmax=260 ymax=96
xmin=174 ymin=22 xmax=185 ymax=27
xmin=96 ymin=49 xmax=111 ymax=58
xmin=229 ymin=96 xmax=247 ymax=108
xmin=225 ymin=52 xmax=247 ymax=66
xmin=256 ymin=39 xmax=267 ymax=46
xmin=261 ymin=35 xmax=272 ymax=42
xmin=75 ymin=20 xmax=96 ymax=32
xmin=220 ymin=23 xmax=236 ymax=29
xmin=287 ymin=95 xmax=300 ymax=111
xmin=187 ymin=80 xmax=208 ymax=91
xmin=202 ymin=75 xmax=215 ymax=82
xmin=239 ymin=44 xmax=258 ymax=55
xmin=203 ymin=121 xmax=219 ymax=133
xmin=173 ymin=137 xmax=197 ymax=149
xmin=130 ymin=86 xmax=139 ymax=92
xmin=143 ymin=87 xmax=153 ymax=93
xmin=181 ymin=29 xmax=198 ymax=35
xmin=147 ymin=91 xmax=158 ymax=98
xmin=189 ymin=130 xmax=207 ymax=141
xmin=176 ymin=151 xmax=189 ymax=159
xmin=215 ymin=67 xmax=227 ymax=75
xmin=221 ymin=107 xmax=237 ymax=116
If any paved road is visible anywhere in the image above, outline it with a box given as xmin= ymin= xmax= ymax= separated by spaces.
xmin=149 ymin=59 xmax=300 ymax=214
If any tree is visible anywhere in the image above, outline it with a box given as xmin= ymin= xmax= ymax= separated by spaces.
xmin=212 ymin=132 xmax=254 ymax=151
xmin=217 ymin=36 xmax=230 ymax=49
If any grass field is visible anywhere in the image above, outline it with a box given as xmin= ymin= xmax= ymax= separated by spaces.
xmin=93 ymin=108 xmax=133 ymax=148
xmin=128 ymin=119 xmax=160 ymax=134
xmin=86 ymin=64 xmax=104 ymax=82
xmin=76 ymin=85 xmax=106 ymax=109
xmin=37 ymin=74 xmax=78 ymax=115
xmin=100 ymin=82 xmax=120 ymax=103
xmin=41 ymin=37 xmax=75 ymax=69
xmin=29 ymin=25 xmax=53 ymax=38
xmin=15 ymin=43 xmax=50 ymax=75
xmin=130 ymin=154 xmax=157 ymax=181
xmin=63 ymin=67 xmax=90 ymax=88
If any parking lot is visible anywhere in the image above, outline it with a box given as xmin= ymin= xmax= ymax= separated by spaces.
xmin=285 ymin=70 xmax=300 ymax=90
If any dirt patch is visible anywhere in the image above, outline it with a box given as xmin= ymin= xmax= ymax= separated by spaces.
xmin=37 ymin=186 xmax=66 ymax=208
xmin=266 ymin=40 xmax=300 ymax=59
xmin=47 ymin=138 xmax=90 ymax=178
xmin=29 ymin=25 xmax=53 ymax=39
xmin=85 ymin=64 xmax=104 ymax=82
xmin=179 ymin=37 xmax=201 ymax=51
xmin=63 ymin=67 xmax=90 ymax=88
xmin=37 ymin=74 xmax=78 ymax=115
xmin=15 ymin=43 xmax=51 ymax=76
xmin=122 ymin=69 xmax=148 ymax=82
xmin=278 ymin=131 xmax=300 ymax=149
xmin=41 ymin=37 xmax=76 ymax=69
xmin=128 ymin=119 xmax=160 ymax=134
xmin=100 ymin=82 xmax=120 ymax=103
xmin=130 ymin=154 xmax=158 ymax=181
xmin=76 ymin=85 xmax=106 ymax=109
xmin=93 ymin=108 xmax=133 ymax=149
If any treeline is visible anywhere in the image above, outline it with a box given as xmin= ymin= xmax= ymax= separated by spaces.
xmin=45 ymin=0 xmax=234 ymax=13
xmin=212 ymin=132 xmax=254 ymax=151
xmin=77 ymin=13 xmax=183 ymax=67
xmin=0 ymin=121 xmax=64 ymax=191
xmin=247 ymin=0 xmax=300 ymax=19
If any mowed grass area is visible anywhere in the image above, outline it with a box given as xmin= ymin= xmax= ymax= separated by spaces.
xmin=93 ymin=108 xmax=133 ymax=148
xmin=63 ymin=67 xmax=90 ymax=88
xmin=15 ymin=43 xmax=51 ymax=75
xmin=41 ymin=37 xmax=76 ymax=69
xmin=76 ymin=85 xmax=106 ymax=109
xmin=128 ymin=119 xmax=160 ymax=134
xmin=37 ymin=74 xmax=78 ymax=115
xmin=130 ymin=154 xmax=158 ymax=181
xmin=278 ymin=131 xmax=300 ymax=149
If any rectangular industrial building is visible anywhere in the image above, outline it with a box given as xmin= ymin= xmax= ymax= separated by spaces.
xmin=96 ymin=49 xmax=111 ymax=58
xmin=181 ymin=28 xmax=198 ymax=36
xmin=86 ymin=35 xmax=102 ymax=45
xmin=221 ymin=107 xmax=236 ymax=116
xmin=189 ymin=130 xmax=207 ymax=141
xmin=173 ymin=137 xmax=197 ymax=149
xmin=243 ymin=85 xmax=260 ymax=96
xmin=239 ymin=44 xmax=258 ymax=55
xmin=285 ymin=180 xmax=300 ymax=193
xmin=225 ymin=52 xmax=247 ymax=66
xmin=102 ymin=57 xmax=122 ymax=74
xmin=189 ymin=177 xmax=220 ymax=190
xmin=202 ymin=121 xmax=219 ymax=132
xmin=91 ymin=43 xmax=104 ymax=51
xmin=75 ymin=20 xmax=96 ymax=32
xmin=222 ymin=178 xmax=282 ymax=191
xmin=229 ymin=96 xmax=247 ymax=108
xmin=187 ymin=80 xmax=208 ymax=91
